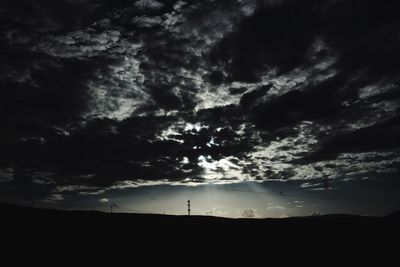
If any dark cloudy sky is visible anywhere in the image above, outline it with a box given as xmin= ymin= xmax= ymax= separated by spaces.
xmin=1 ymin=0 xmax=400 ymax=217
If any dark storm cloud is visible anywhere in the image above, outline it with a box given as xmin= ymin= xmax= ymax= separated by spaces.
xmin=0 ymin=0 xmax=113 ymax=129
xmin=0 ymin=0 xmax=101 ymax=35
xmin=212 ymin=0 xmax=400 ymax=80
xmin=1 ymin=0 xmax=255 ymax=198
xmin=250 ymin=74 xmax=354 ymax=130
xmin=302 ymin=114 xmax=400 ymax=162
xmin=0 ymin=112 xmax=255 ymax=189
xmin=1 ymin=0 xmax=400 ymax=202
xmin=211 ymin=0 xmax=400 ymax=158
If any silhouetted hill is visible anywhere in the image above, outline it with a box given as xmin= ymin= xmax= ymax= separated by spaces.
xmin=1 ymin=201 xmax=400 ymax=256
xmin=1 ymin=202 xmax=397 ymax=264
xmin=1 ymin=202 xmax=399 ymax=232
xmin=387 ymin=210 xmax=400 ymax=219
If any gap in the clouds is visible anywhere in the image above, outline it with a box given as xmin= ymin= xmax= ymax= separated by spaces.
xmin=20 ymin=178 xmax=400 ymax=218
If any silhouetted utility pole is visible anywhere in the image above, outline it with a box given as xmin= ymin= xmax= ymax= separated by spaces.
xmin=187 ymin=200 xmax=191 ymax=216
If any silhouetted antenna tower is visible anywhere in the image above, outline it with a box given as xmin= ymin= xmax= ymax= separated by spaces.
xmin=187 ymin=200 xmax=191 ymax=216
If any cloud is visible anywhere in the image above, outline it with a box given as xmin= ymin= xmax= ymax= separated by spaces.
xmin=35 ymin=29 xmax=123 ymax=59
xmin=45 ymin=194 xmax=64 ymax=202
xmin=240 ymin=208 xmax=258 ymax=218
xmin=1 ymin=0 xmax=400 ymax=203
xmin=266 ymin=206 xmax=288 ymax=218
xmin=204 ymin=208 xmax=228 ymax=217
xmin=134 ymin=0 xmax=165 ymax=12
xmin=302 ymin=115 xmax=400 ymax=162
xmin=0 ymin=168 xmax=14 ymax=183
xmin=212 ymin=0 xmax=400 ymax=79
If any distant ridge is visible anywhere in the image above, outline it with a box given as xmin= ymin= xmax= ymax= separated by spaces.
xmin=1 ymin=201 xmax=399 ymax=222
xmin=1 ymin=201 xmax=399 ymax=248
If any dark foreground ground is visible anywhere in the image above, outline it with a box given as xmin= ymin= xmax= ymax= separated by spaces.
xmin=2 ymin=202 xmax=398 ymax=261
xmin=1 ymin=201 xmax=399 ymax=257
xmin=2 ymin=202 xmax=399 ymax=233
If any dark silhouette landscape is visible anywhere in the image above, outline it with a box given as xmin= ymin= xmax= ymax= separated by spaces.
xmin=2 ymin=202 xmax=399 ymax=233
xmin=1 ymin=2 xmax=400 ymax=243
